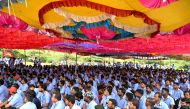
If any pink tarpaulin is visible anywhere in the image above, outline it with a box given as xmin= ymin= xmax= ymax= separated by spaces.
xmin=139 ymin=0 xmax=177 ymax=8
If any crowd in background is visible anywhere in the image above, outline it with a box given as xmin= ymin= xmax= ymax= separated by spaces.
xmin=0 ymin=60 xmax=189 ymax=109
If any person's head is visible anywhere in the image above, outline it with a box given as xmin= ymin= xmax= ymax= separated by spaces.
xmin=0 ymin=79 xmax=4 ymax=85
xmin=140 ymin=81 xmax=146 ymax=88
xmin=173 ymin=82 xmax=179 ymax=90
xmin=184 ymin=91 xmax=190 ymax=99
xmin=47 ymin=78 xmax=52 ymax=84
xmin=51 ymin=92 xmax=61 ymax=103
xmin=21 ymin=78 xmax=27 ymax=84
xmin=87 ymin=80 xmax=93 ymax=87
xmin=107 ymin=99 xmax=117 ymax=109
xmin=9 ymin=86 xmax=17 ymax=95
xmin=24 ymin=93 xmax=34 ymax=103
xmin=129 ymin=99 xmax=139 ymax=109
xmin=117 ymin=88 xmax=125 ymax=97
xmin=154 ymin=92 xmax=162 ymax=103
xmin=161 ymin=88 xmax=169 ymax=97
xmin=39 ymin=83 xmax=47 ymax=92
xmin=165 ymin=79 xmax=171 ymax=86
xmin=27 ymin=90 xmax=36 ymax=98
xmin=104 ymin=86 xmax=112 ymax=96
xmin=65 ymin=95 xmax=75 ymax=106
xmin=95 ymin=105 xmax=104 ymax=109
xmin=135 ymin=89 xmax=144 ymax=98
xmin=67 ymin=80 xmax=73 ymax=87
xmin=59 ymin=80 xmax=65 ymax=87
xmin=84 ymin=92 xmax=94 ymax=103
xmin=126 ymin=92 xmax=134 ymax=102
xmin=146 ymin=85 xmax=153 ymax=93
xmin=145 ymin=97 xmax=155 ymax=109
xmin=71 ymin=87 xmax=79 ymax=95
xmin=74 ymin=91 xmax=83 ymax=101
xmin=155 ymin=82 xmax=161 ymax=89
xmin=29 ymin=84 xmax=35 ymax=91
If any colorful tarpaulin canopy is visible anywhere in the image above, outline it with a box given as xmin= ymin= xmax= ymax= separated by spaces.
xmin=0 ymin=0 xmax=189 ymax=55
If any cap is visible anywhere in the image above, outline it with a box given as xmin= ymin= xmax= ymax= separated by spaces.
xmin=9 ymin=87 xmax=17 ymax=94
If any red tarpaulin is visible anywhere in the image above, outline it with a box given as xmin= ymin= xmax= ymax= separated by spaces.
xmin=44 ymin=33 xmax=190 ymax=54
xmin=0 ymin=27 xmax=63 ymax=49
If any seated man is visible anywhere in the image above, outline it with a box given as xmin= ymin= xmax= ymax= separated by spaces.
xmin=51 ymin=91 xmax=65 ymax=109
xmin=0 ymin=86 xmax=23 ymax=109
xmin=107 ymin=99 xmax=121 ymax=109
xmin=20 ymin=93 xmax=37 ymax=109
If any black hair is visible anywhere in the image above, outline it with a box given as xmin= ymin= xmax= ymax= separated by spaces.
xmin=65 ymin=95 xmax=75 ymax=104
xmin=126 ymin=92 xmax=134 ymax=101
xmin=53 ymin=92 xmax=61 ymax=101
xmin=146 ymin=85 xmax=153 ymax=90
xmin=135 ymin=89 xmax=144 ymax=95
xmin=40 ymin=84 xmax=47 ymax=90
xmin=155 ymin=92 xmax=162 ymax=99
xmin=27 ymin=90 xmax=36 ymax=98
xmin=118 ymin=88 xmax=126 ymax=94
xmin=109 ymin=99 xmax=117 ymax=107
xmin=87 ymin=80 xmax=93 ymax=86
xmin=106 ymin=86 xmax=113 ymax=95
xmin=72 ymin=87 xmax=80 ymax=93
xmin=131 ymin=99 xmax=139 ymax=109
xmin=0 ymin=79 xmax=4 ymax=85
xmin=162 ymin=88 xmax=169 ymax=94
xmin=75 ymin=91 xmax=83 ymax=100
xmin=173 ymin=82 xmax=179 ymax=86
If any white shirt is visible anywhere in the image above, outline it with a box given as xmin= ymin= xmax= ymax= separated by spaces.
xmin=64 ymin=104 xmax=81 ymax=109
xmin=51 ymin=100 xmax=65 ymax=109
xmin=19 ymin=83 xmax=28 ymax=92
xmin=0 ymin=85 xmax=8 ymax=102
xmin=87 ymin=100 xmax=97 ymax=109
xmin=8 ymin=93 xmax=24 ymax=108
xmin=20 ymin=102 xmax=37 ymax=109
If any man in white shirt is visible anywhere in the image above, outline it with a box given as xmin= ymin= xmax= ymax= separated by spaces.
xmin=19 ymin=78 xmax=29 ymax=92
xmin=134 ymin=89 xmax=146 ymax=109
xmin=0 ymin=79 xmax=8 ymax=103
xmin=101 ymin=86 xmax=113 ymax=108
xmin=64 ymin=95 xmax=81 ymax=109
xmin=0 ymin=86 xmax=23 ymax=108
xmin=37 ymin=83 xmax=51 ymax=109
xmin=171 ymin=82 xmax=184 ymax=101
xmin=161 ymin=88 xmax=175 ymax=109
xmin=47 ymin=78 xmax=54 ymax=92
xmin=107 ymin=99 xmax=121 ymax=109
xmin=20 ymin=93 xmax=37 ymax=109
xmin=83 ymin=92 xmax=97 ymax=109
xmin=145 ymin=85 xmax=155 ymax=98
xmin=115 ymin=88 xmax=127 ymax=109
xmin=50 ymin=92 xmax=65 ymax=109
xmin=154 ymin=92 xmax=169 ymax=109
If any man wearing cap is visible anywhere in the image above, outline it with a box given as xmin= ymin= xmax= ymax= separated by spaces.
xmin=83 ymin=92 xmax=97 ymax=109
xmin=0 ymin=86 xmax=23 ymax=108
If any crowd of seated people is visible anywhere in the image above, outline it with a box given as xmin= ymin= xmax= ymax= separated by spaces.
xmin=0 ymin=63 xmax=189 ymax=109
